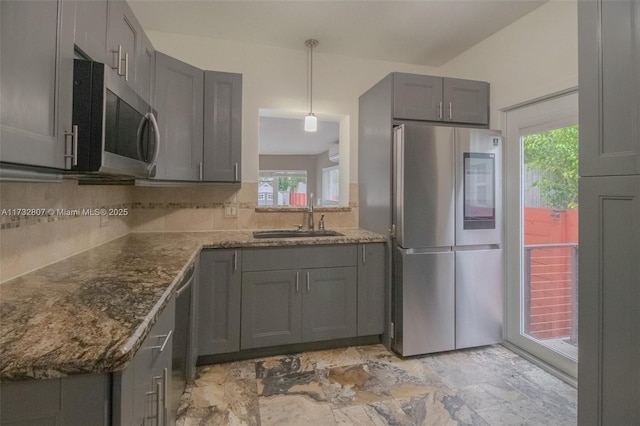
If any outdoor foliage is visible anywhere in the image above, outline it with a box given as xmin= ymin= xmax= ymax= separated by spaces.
xmin=523 ymin=125 xmax=579 ymax=209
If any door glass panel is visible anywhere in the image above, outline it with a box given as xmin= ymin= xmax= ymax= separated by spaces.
xmin=522 ymin=125 xmax=579 ymax=361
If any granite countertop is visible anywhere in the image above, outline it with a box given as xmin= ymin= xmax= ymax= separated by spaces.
xmin=0 ymin=229 xmax=386 ymax=381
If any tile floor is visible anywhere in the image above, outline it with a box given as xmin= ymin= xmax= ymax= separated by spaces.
xmin=176 ymin=344 xmax=577 ymax=425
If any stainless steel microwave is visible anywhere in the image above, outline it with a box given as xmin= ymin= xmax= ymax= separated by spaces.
xmin=71 ymin=60 xmax=159 ymax=178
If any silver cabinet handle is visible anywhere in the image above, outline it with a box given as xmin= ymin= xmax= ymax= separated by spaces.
xmin=150 ymin=329 xmax=172 ymax=352
xmin=438 ymin=101 xmax=443 ymax=119
xmin=234 ymin=162 xmax=239 ymax=181
xmin=112 ymin=45 xmax=123 ymax=75
xmin=156 ymin=380 xmax=163 ymax=425
xmin=306 ymin=271 xmax=310 ymax=292
xmin=233 ymin=250 xmax=238 ymax=271
xmin=176 ymin=270 xmax=194 ymax=297
xmin=64 ymin=124 xmax=78 ymax=167
xmin=295 ymin=272 xmax=299 ymax=292
xmin=449 ymin=102 xmax=453 ymax=120
xmin=362 ymin=246 xmax=366 ymax=264
xmin=163 ymin=367 xmax=169 ymax=411
xmin=124 ymin=52 xmax=129 ymax=82
xmin=199 ymin=162 xmax=203 ymax=181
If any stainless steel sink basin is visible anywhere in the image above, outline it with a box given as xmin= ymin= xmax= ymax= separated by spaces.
xmin=253 ymin=229 xmax=344 ymax=239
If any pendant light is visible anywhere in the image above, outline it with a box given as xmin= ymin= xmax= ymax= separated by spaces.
xmin=304 ymin=39 xmax=319 ymax=132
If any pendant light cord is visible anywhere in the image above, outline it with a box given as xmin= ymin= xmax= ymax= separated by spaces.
xmin=305 ymin=39 xmax=319 ymax=115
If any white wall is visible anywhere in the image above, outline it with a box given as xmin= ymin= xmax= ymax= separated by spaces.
xmin=438 ymin=0 xmax=578 ymax=130
xmin=146 ymin=32 xmax=438 ymax=185
xmin=147 ymin=0 xmax=577 ymax=184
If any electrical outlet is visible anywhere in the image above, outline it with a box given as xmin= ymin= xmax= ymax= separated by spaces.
xmin=224 ymin=203 xmax=238 ymax=218
xmin=100 ymin=211 xmax=109 ymax=227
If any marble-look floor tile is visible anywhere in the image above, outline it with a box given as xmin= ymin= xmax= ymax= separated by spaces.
xmin=319 ymin=363 xmax=394 ymax=407
xmin=259 ymin=394 xmax=336 ymax=426
xmin=333 ymin=399 xmax=414 ymax=426
xmin=179 ymin=344 xmax=577 ymax=426
xmin=189 ymin=378 xmax=260 ymax=425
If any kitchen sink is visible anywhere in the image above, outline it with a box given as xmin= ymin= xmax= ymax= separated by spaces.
xmin=252 ymin=229 xmax=344 ymax=239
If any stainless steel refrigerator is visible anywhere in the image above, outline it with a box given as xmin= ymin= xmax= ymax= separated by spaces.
xmin=392 ymin=124 xmax=503 ymax=356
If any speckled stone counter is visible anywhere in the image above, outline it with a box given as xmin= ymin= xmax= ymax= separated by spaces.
xmin=0 ymin=229 xmax=385 ymax=381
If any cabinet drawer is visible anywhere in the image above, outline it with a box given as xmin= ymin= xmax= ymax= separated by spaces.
xmin=242 ymin=245 xmax=357 ymax=271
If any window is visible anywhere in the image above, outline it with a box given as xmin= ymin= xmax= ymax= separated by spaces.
xmin=258 ymin=170 xmax=307 ymax=207
xmin=322 ymin=166 xmax=339 ymax=206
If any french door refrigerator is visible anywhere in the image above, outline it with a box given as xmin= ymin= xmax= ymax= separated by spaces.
xmin=392 ymin=124 xmax=503 ymax=356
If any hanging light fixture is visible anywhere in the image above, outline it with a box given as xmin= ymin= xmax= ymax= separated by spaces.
xmin=304 ymin=39 xmax=319 ymax=132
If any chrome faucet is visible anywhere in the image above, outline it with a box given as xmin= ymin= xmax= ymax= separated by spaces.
xmin=308 ymin=192 xmax=314 ymax=231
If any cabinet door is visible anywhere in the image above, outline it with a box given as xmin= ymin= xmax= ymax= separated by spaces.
xmin=357 ymin=244 xmax=386 ymax=336
xmin=302 ymin=267 xmax=357 ymax=342
xmin=203 ymin=71 xmax=242 ymax=182
xmin=107 ymin=0 xmax=139 ymax=87
xmin=241 ymin=270 xmax=301 ymax=349
xmin=393 ymin=73 xmax=443 ymax=121
xmin=198 ymin=250 xmax=241 ymax=356
xmin=443 ymin=78 xmax=489 ymax=125
xmin=579 ymin=0 xmax=640 ymax=176
xmin=578 ymin=176 xmax=640 ymax=425
xmin=138 ymin=32 xmax=155 ymax=104
xmin=72 ymin=0 xmax=108 ymax=62
xmin=153 ymin=52 xmax=204 ymax=181
xmin=1 ymin=0 xmax=74 ymax=169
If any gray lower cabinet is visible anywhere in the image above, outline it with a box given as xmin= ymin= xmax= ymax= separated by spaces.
xmin=357 ymin=243 xmax=385 ymax=336
xmin=392 ymin=72 xmax=489 ymax=125
xmin=198 ymin=249 xmax=242 ymax=356
xmin=0 ymin=299 xmax=175 ymax=426
xmin=578 ymin=176 xmax=640 ymax=425
xmin=241 ymin=267 xmax=357 ymax=349
xmin=302 ymin=267 xmax=358 ymax=342
xmin=240 ymin=245 xmax=361 ymax=350
xmin=153 ymin=52 xmax=204 ymax=181
xmin=241 ymin=269 xmax=302 ymax=349
xmin=0 ymin=374 xmax=110 ymax=426
xmin=114 ymin=297 xmax=175 ymax=426
xmin=0 ymin=0 xmax=74 ymax=169
xmin=203 ymin=71 xmax=243 ymax=182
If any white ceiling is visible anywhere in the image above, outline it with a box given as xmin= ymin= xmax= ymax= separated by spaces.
xmin=129 ymin=0 xmax=547 ymax=67
xmin=259 ymin=116 xmax=339 ymax=156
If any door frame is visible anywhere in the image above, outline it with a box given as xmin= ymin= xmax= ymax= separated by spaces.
xmin=502 ymin=89 xmax=579 ymax=380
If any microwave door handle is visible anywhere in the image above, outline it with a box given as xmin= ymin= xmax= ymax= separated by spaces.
xmin=136 ymin=115 xmax=146 ymax=161
xmin=146 ymin=112 xmax=161 ymax=173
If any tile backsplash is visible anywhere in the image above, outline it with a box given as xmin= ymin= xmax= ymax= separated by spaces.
xmin=0 ymin=181 xmax=358 ymax=282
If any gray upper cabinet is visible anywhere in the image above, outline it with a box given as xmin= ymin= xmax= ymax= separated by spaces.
xmin=357 ymin=243 xmax=386 ymax=336
xmin=71 ymin=0 xmax=108 ymax=62
xmin=203 ymin=71 xmax=242 ymax=182
xmin=153 ymin=52 xmax=204 ymax=181
xmin=443 ymin=78 xmax=489 ymax=125
xmin=199 ymin=250 xmax=241 ymax=356
xmin=393 ymin=73 xmax=443 ymax=121
xmin=579 ymin=0 xmax=640 ymax=176
xmin=392 ymin=73 xmax=489 ymax=125
xmin=138 ymin=32 xmax=155 ymax=105
xmin=0 ymin=0 xmax=74 ymax=169
xmin=107 ymin=1 xmax=142 ymax=93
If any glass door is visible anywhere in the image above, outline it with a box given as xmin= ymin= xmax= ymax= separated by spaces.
xmin=504 ymin=91 xmax=578 ymax=380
